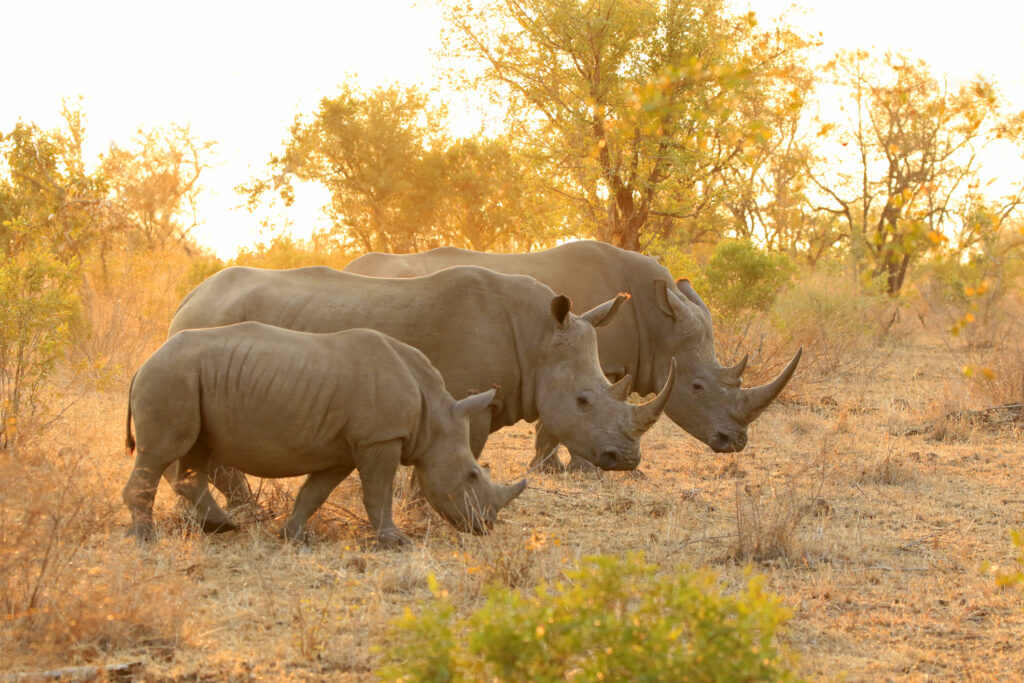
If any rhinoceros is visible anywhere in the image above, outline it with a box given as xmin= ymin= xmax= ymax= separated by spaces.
xmin=123 ymin=323 xmax=527 ymax=547
xmin=167 ymin=265 xmax=673 ymax=501
xmin=345 ymin=241 xmax=801 ymax=469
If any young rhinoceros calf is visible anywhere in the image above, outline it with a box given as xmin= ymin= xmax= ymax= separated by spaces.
xmin=122 ymin=322 xmax=526 ymax=547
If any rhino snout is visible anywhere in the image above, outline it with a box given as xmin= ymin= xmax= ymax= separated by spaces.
xmin=709 ymin=430 xmax=748 ymax=453
xmin=594 ymin=446 xmax=641 ymax=471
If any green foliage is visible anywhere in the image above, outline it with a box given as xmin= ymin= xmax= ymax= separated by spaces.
xmin=996 ymin=531 xmax=1024 ymax=590
xmin=701 ymin=240 xmax=795 ymax=321
xmin=379 ymin=554 xmax=798 ymax=682
xmin=0 ymin=236 xmax=78 ymax=449
xmin=244 ymin=84 xmax=560 ymax=254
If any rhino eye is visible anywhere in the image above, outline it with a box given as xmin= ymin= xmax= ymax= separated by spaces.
xmin=576 ymin=395 xmax=592 ymax=411
xmin=692 ymin=381 xmax=705 ymax=394
xmin=467 ymin=469 xmax=480 ymax=481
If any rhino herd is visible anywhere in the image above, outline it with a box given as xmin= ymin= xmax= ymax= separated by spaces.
xmin=123 ymin=240 xmax=801 ymax=547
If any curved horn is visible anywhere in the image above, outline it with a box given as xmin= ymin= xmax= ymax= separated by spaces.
xmin=495 ymin=478 xmax=527 ymax=509
xmin=609 ymin=374 xmax=633 ymax=401
xmin=633 ymin=358 xmax=676 ymax=432
xmin=721 ymin=354 xmax=748 ymax=384
xmin=739 ymin=348 xmax=802 ymax=423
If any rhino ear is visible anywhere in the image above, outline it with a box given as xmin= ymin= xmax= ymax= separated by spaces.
xmin=676 ymin=278 xmax=710 ymax=316
xmin=654 ymin=280 xmax=693 ymax=320
xmin=550 ymin=294 xmax=572 ymax=329
xmin=452 ymin=388 xmax=497 ymax=419
xmin=579 ymin=293 xmax=630 ymax=329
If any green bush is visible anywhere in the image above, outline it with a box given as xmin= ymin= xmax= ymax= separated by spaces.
xmin=0 ymin=242 xmax=78 ymax=450
xmin=379 ymin=554 xmax=798 ymax=682
xmin=701 ymin=240 xmax=796 ymax=321
xmin=992 ymin=531 xmax=1024 ymax=590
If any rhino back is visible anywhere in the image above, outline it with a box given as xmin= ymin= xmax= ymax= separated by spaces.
xmin=172 ymin=266 xmax=553 ymax=428
xmin=348 ymin=242 xmax=677 ymax=392
xmin=154 ymin=324 xmax=421 ymax=477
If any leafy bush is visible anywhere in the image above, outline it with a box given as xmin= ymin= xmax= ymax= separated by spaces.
xmin=701 ymin=240 xmax=796 ymax=321
xmin=991 ymin=531 xmax=1024 ymax=590
xmin=0 ymin=242 xmax=78 ymax=449
xmin=379 ymin=553 xmax=798 ymax=682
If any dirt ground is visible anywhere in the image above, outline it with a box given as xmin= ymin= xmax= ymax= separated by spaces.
xmin=2 ymin=328 xmax=1023 ymax=681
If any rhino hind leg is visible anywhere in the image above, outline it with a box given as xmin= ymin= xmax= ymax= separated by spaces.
xmin=208 ymin=459 xmax=255 ymax=511
xmin=171 ymin=443 xmax=236 ymax=534
xmin=123 ymin=458 xmax=165 ymax=541
xmin=280 ymin=464 xmax=355 ymax=541
xmin=355 ymin=440 xmax=412 ymax=550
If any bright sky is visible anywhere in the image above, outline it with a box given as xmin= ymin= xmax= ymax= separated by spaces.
xmin=3 ymin=1 xmax=1023 ymax=258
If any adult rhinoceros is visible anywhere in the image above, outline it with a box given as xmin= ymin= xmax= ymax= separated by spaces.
xmin=345 ymin=241 xmax=800 ymax=468
xmin=168 ymin=265 xmax=673 ymax=499
xmin=125 ymin=324 xmax=526 ymax=547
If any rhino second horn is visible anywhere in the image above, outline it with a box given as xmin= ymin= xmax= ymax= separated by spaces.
xmin=609 ymin=374 xmax=633 ymax=401
xmin=722 ymin=354 xmax=748 ymax=384
xmin=739 ymin=347 xmax=803 ymax=423
xmin=634 ymin=358 xmax=676 ymax=431
xmin=496 ymin=479 xmax=528 ymax=509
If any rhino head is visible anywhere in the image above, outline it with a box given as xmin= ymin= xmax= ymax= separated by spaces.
xmin=653 ymin=279 xmax=802 ymax=453
xmin=533 ymin=294 xmax=674 ymax=471
xmin=415 ymin=388 xmax=527 ymax=533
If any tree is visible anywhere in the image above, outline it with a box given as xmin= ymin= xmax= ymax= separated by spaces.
xmin=436 ymin=137 xmax=567 ymax=251
xmin=245 ymin=84 xmax=564 ymax=253
xmin=807 ymin=51 xmax=1020 ymax=295
xmin=100 ymin=124 xmax=214 ymax=252
xmin=0 ymin=106 xmax=93 ymax=448
xmin=243 ymin=84 xmax=447 ymax=254
xmin=440 ymin=0 xmax=811 ymax=251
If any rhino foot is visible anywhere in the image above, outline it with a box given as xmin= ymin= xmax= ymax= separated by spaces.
xmin=126 ymin=523 xmax=155 ymax=542
xmin=372 ymin=529 xmax=413 ymax=551
xmin=200 ymin=517 xmax=238 ymax=534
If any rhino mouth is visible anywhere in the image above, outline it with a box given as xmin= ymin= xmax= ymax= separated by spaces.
xmin=708 ymin=430 xmax=748 ymax=453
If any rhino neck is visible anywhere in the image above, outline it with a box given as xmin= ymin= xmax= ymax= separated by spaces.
xmin=501 ymin=314 xmax=538 ymax=427
xmin=623 ymin=272 xmax=669 ymax=396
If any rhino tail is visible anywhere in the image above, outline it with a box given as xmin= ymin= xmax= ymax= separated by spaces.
xmin=125 ymin=372 xmax=137 ymax=455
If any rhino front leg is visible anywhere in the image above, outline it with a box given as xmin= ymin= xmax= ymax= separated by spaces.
xmin=356 ymin=440 xmax=411 ymax=550
xmin=279 ymin=464 xmax=355 ymax=541
xmin=529 ymin=421 xmax=566 ymax=473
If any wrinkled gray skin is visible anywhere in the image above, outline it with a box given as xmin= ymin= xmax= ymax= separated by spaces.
xmin=167 ymin=265 xmax=673 ymax=505
xmin=346 ymin=241 xmax=801 ymax=470
xmin=124 ymin=324 xmax=527 ymax=548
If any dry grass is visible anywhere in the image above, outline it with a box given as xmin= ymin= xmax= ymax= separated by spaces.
xmin=2 ymin=327 xmax=1024 ymax=681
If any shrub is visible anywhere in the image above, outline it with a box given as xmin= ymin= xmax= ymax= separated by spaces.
xmin=701 ymin=240 xmax=796 ymax=322
xmin=0 ymin=243 xmax=78 ymax=449
xmin=990 ymin=530 xmax=1024 ymax=590
xmin=379 ymin=553 xmax=798 ymax=682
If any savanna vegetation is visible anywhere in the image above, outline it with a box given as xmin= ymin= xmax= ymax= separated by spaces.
xmin=3 ymin=0 xmax=1024 ymax=679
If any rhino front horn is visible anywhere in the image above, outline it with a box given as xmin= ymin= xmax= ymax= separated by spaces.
xmin=496 ymin=479 xmax=527 ymax=509
xmin=634 ymin=358 xmax=676 ymax=432
xmin=740 ymin=347 xmax=802 ymax=423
